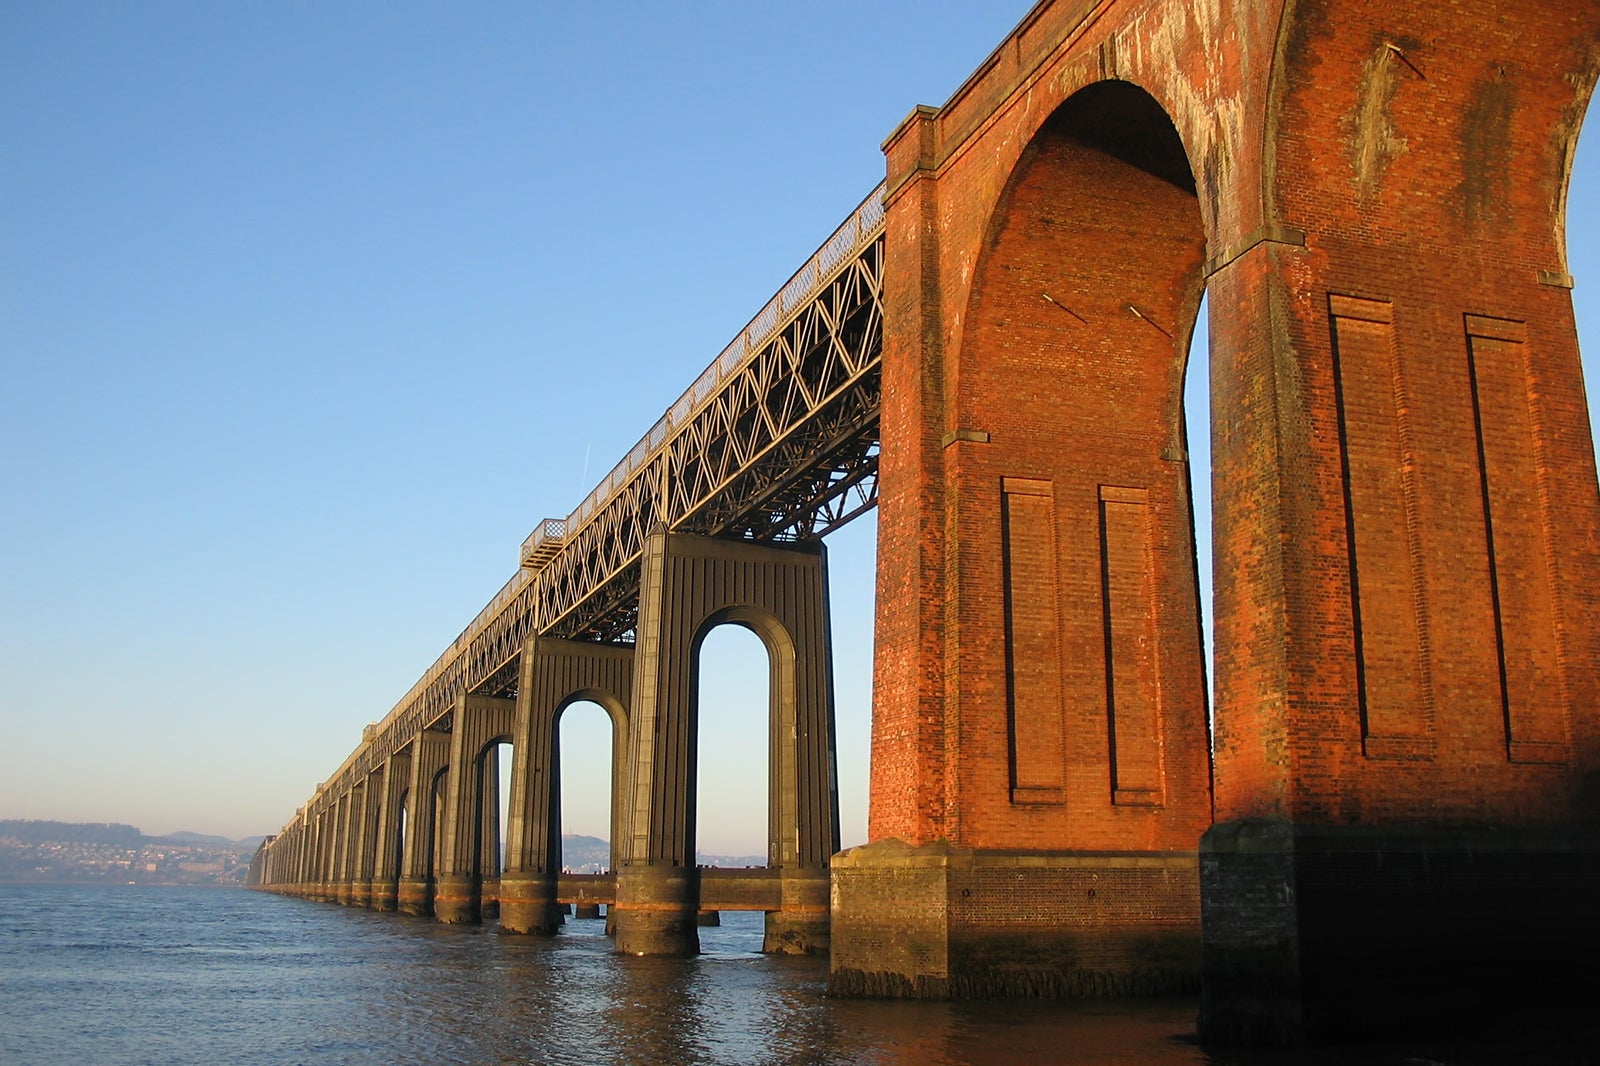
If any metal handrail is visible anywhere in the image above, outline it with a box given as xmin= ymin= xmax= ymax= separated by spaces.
xmin=554 ymin=183 xmax=887 ymax=543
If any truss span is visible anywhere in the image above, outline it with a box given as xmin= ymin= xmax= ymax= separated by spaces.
xmin=342 ymin=186 xmax=886 ymax=780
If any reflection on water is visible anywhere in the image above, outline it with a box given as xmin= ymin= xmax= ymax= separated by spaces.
xmin=0 ymin=886 xmax=1589 ymax=1065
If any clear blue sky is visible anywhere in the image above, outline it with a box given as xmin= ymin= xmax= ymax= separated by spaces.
xmin=2 ymin=4 xmax=1596 ymax=851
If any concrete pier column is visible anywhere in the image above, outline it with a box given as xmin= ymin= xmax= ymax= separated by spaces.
xmin=336 ymin=782 xmax=364 ymax=906
xmin=764 ymin=866 xmax=831 ymax=955
xmin=434 ymin=694 xmax=516 ymax=925
xmin=478 ymin=745 xmax=501 ymax=920
xmin=294 ymin=806 xmax=314 ymax=897
xmin=612 ymin=530 xmax=839 ymax=957
xmin=614 ymin=865 xmax=701 ymax=955
xmin=313 ymin=801 xmax=337 ymax=903
xmin=368 ymin=749 xmax=410 ymax=912
xmin=348 ymin=774 xmax=378 ymax=908
xmin=325 ymin=791 xmax=343 ymax=903
xmin=286 ymin=807 xmax=308 ymax=896
xmin=397 ymin=728 xmax=450 ymax=916
xmin=500 ymin=636 xmax=632 ymax=935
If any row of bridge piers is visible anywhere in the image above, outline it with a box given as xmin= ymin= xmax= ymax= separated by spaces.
xmin=254 ymin=529 xmax=838 ymax=956
xmin=253 ymin=0 xmax=1600 ymax=1043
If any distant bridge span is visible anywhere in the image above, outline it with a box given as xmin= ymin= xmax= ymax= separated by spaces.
xmin=354 ymin=187 xmax=883 ymax=780
xmin=255 ymin=0 xmax=1600 ymax=1046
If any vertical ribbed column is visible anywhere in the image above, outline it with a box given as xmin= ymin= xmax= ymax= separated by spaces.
xmin=397 ymin=727 xmax=451 ymax=916
xmin=435 ymin=694 xmax=516 ymax=925
xmin=501 ymin=636 xmax=633 ymax=935
xmin=335 ymin=784 xmax=361 ymax=905
xmin=298 ymin=810 xmax=315 ymax=895
xmin=319 ymin=800 xmax=341 ymax=902
xmin=297 ymin=817 xmax=310 ymax=893
xmin=348 ymin=774 xmax=377 ymax=908
xmin=479 ymin=746 xmax=501 ymax=919
xmin=614 ymin=529 xmax=837 ymax=956
xmin=368 ymin=749 xmax=410 ymax=912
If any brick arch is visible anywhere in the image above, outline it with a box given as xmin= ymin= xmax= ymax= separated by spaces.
xmin=965 ymin=79 xmax=1208 ymax=469
xmin=1557 ymin=77 xmax=1598 ymax=274
xmin=912 ymin=77 xmax=1216 ymax=855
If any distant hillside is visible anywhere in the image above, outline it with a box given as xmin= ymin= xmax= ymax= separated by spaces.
xmin=559 ymin=834 xmax=610 ymax=872
xmin=0 ymin=820 xmax=143 ymax=846
xmin=149 ymin=830 xmax=266 ymax=849
xmin=0 ymin=820 xmax=257 ymax=886
xmin=0 ymin=821 xmax=262 ymax=848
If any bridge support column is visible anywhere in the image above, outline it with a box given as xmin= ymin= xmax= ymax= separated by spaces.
xmin=314 ymin=800 xmax=338 ymax=903
xmin=831 ymin=842 xmax=1200 ymax=997
xmin=614 ymin=865 xmax=700 ymax=955
xmin=345 ymin=778 xmax=375 ymax=908
xmin=500 ymin=636 xmax=632 ymax=935
xmin=763 ymin=866 xmax=830 ymax=955
xmin=341 ymin=788 xmax=362 ymax=904
xmin=1198 ymin=824 xmax=1600 ymax=1044
xmin=368 ymin=749 xmax=410 ymax=912
xmin=397 ymin=727 xmax=450 ymax=917
xmin=478 ymin=744 xmax=502 ymax=920
xmin=1190 ymin=8 xmax=1600 ymax=1039
xmin=294 ymin=807 xmax=315 ymax=897
xmin=613 ymin=530 xmax=839 ymax=957
xmin=434 ymin=694 xmax=516 ymax=925
xmin=835 ymin=91 xmax=1214 ymax=997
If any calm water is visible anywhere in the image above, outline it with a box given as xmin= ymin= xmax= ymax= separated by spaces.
xmin=0 ymin=885 xmax=1589 ymax=1065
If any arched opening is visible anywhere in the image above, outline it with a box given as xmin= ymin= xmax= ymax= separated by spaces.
xmin=495 ymin=741 xmax=513 ymax=871
xmin=694 ymin=623 xmax=771 ymax=865
xmin=1184 ymin=289 xmax=1214 ymax=720
xmin=694 ymin=621 xmax=772 ymax=952
xmin=427 ymin=767 xmax=448 ymax=888
xmin=394 ymin=789 xmax=409 ymax=889
xmin=825 ymin=510 xmax=877 ymax=850
xmin=1571 ymin=102 xmax=1599 ymax=439
xmin=556 ymin=699 xmax=615 ymax=874
xmin=472 ymin=737 xmax=513 ymax=918
xmin=957 ymin=78 xmax=1213 ymax=848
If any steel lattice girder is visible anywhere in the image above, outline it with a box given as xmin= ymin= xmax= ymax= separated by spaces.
xmin=344 ymin=192 xmax=887 ymax=780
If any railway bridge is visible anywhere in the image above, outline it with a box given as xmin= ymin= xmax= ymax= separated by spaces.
xmin=252 ymin=0 xmax=1600 ymax=1042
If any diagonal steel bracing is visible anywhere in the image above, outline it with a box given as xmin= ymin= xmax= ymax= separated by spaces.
xmin=327 ymin=185 xmax=886 ymax=786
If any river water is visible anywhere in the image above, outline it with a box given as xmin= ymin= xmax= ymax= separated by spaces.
xmin=0 ymin=884 xmax=1589 ymax=1064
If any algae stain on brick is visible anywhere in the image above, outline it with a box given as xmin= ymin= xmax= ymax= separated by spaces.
xmin=1346 ymin=41 xmax=1408 ymax=204
xmin=1460 ymin=66 xmax=1515 ymax=226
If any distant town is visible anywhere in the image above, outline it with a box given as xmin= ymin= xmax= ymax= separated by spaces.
xmin=0 ymin=820 xmax=262 ymax=887
xmin=0 ymin=821 xmax=769 ymax=887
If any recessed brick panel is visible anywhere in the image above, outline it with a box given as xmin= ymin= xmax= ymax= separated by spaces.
xmin=1001 ymin=477 xmax=1066 ymax=803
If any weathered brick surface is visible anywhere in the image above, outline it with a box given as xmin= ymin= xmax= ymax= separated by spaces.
xmin=831 ymin=840 xmax=1200 ymax=998
xmin=871 ymin=0 xmax=1600 ymax=847
xmin=1200 ymin=822 xmax=1600 ymax=1042
xmin=856 ymin=0 xmax=1600 ymax=1033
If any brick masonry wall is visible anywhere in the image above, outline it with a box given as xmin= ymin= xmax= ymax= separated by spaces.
xmin=831 ymin=842 xmax=1201 ymax=997
xmin=871 ymin=0 xmax=1600 ymax=846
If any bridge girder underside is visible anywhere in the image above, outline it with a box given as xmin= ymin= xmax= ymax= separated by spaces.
xmin=531 ymin=236 xmax=884 ymax=649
